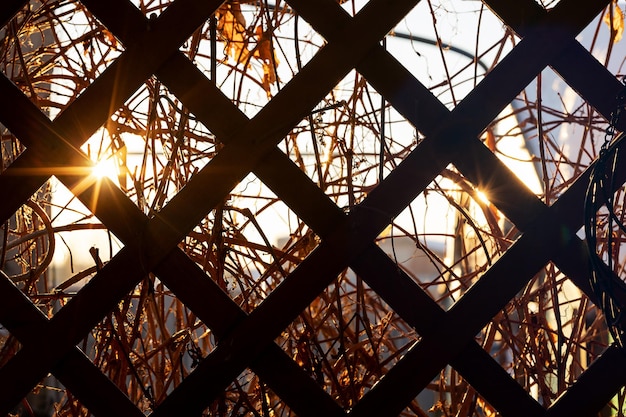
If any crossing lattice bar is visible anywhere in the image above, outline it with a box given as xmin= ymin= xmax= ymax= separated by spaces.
xmin=0 ymin=0 xmax=625 ymax=416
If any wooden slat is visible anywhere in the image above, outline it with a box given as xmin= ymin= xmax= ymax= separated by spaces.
xmin=0 ymin=0 xmax=621 ymax=415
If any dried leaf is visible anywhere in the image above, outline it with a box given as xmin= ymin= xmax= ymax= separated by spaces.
xmin=254 ymin=26 xmax=279 ymax=97
xmin=262 ymin=63 xmax=275 ymax=98
xmin=604 ymin=1 xmax=625 ymax=43
xmin=217 ymin=4 xmax=250 ymax=64
xmin=255 ymin=25 xmax=273 ymax=63
xmin=103 ymin=28 xmax=117 ymax=47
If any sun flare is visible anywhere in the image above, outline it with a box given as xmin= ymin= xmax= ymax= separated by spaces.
xmin=475 ymin=190 xmax=490 ymax=205
xmin=91 ymin=158 xmax=117 ymax=181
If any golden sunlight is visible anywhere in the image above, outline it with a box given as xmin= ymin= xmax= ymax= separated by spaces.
xmin=475 ymin=189 xmax=490 ymax=205
xmin=91 ymin=158 xmax=118 ymax=181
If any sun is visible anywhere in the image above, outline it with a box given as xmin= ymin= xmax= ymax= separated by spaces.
xmin=475 ymin=189 xmax=491 ymax=205
xmin=91 ymin=158 xmax=118 ymax=181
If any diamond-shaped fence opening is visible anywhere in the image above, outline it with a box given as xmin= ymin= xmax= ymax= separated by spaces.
xmin=3 ymin=0 xmax=626 ymax=416
xmin=0 ymin=0 xmax=125 ymax=114
xmin=78 ymin=280 xmax=217 ymax=410
xmin=474 ymin=261 xmax=608 ymax=407
xmin=407 ymin=367 xmax=502 ymax=417
xmin=182 ymin=0 xmax=311 ymax=113
xmin=487 ymin=101 xmax=545 ymax=198
xmin=509 ymin=67 xmax=609 ymax=202
xmin=201 ymin=369 xmax=296 ymax=417
xmin=45 ymin=177 xmax=123 ymax=292
xmin=537 ymin=0 xmax=563 ymax=10
xmin=387 ymin=0 xmax=518 ymax=108
xmin=87 ymin=80 xmax=220 ymax=210
xmin=9 ymin=375 xmax=64 ymax=417
xmin=279 ymin=74 xmax=421 ymax=197
xmin=0 ymin=179 xmax=116 ymax=317
xmin=277 ymin=272 xmax=419 ymax=408
xmin=181 ymin=172 xmax=321 ymax=311
xmin=128 ymin=0 xmax=170 ymax=18
xmin=376 ymin=169 xmax=510 ymax=310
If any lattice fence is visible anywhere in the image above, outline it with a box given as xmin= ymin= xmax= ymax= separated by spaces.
xmin=1 ymin=0 xmax=626 ymax=416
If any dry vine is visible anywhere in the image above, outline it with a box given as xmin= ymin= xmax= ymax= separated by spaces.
xmin=0 ymin=0 xmax=625 ymax=416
